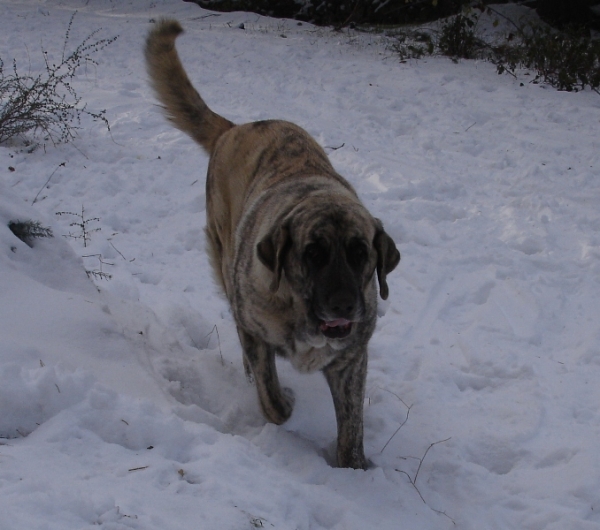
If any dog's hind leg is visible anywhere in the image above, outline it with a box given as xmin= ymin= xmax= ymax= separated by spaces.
xmin=237 ymin=329 xmax=294 ymax=425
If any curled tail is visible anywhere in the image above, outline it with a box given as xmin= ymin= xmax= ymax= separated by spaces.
xmin=144 ymin=19 xmax=234 ymax=153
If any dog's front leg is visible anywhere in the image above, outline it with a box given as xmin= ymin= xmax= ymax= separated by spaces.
xmin=323 ymin=352 xmax=368 ymax=470
xmin=238 ymin=328 xmax=294 ymax=425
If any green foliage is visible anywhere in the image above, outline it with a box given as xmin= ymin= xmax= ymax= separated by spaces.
xmin=391 ymin=7 xmax=600 ymax=94
xmin=438 ymin=11 xmax=484 ymax=60
xmin=8 ymin=220 xmax=54 ymax=247
xmin=391 ymin=31 xmax=435 ymax=61
xmin=0 ymin=12 xmax=117 ymax=146
xmin=492 ymin=23 xmax=600 ymax=93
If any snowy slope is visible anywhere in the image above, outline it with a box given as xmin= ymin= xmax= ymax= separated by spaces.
xmin=1 ymin=1 xmax=600 ymax=529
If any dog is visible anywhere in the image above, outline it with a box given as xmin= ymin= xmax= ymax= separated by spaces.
xmin=145 ymin=19 xmax=400 ymax=469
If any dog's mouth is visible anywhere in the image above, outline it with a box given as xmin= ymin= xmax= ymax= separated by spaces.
xmin=319 ymin=318 xmax=353 ymax=339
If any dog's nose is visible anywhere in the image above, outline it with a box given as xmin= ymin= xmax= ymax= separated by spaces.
xmin=327 ymin=291 xmax=356 ymax=318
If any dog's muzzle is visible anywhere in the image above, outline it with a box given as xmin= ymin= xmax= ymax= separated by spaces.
xmin=319 ymin=318 xmax=353 ymax=339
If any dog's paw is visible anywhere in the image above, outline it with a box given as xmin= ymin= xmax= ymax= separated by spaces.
xmin=244 ymin=363 xmax=255 ymax=384
xmin=276 ymin=386 xmax=295 ymax=424
xmin=282 ymin=386 xmax=296 ymax=411
xmin=262 ymin=386 xmax=295 ymax=425
xmin=336 ymin=444 xmax=368 ymax=470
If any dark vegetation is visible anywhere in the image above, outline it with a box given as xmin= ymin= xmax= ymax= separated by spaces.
xmin=189 ymin=0 xmax=464 ymax=27
xmin=415 ymin=5 xmax=600 ymax=93
xmin=186 ymin=0 xmax=600 ymax=31
xmin=185 ymin=1 xmax=600 ymax=93
xmin=8 ymin=220 xmax=54 ymax=247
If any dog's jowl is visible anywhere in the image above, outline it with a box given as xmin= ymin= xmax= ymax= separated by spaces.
xmin=145 ymin=19 xmax=400 ymax=470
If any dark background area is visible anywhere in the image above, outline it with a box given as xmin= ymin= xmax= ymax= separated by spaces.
xmin=186 ymin=0 xmax=600 ymax=30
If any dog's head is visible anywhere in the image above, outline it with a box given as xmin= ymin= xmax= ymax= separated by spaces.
xmin=256 ymin=198 xmax=400 ymax=346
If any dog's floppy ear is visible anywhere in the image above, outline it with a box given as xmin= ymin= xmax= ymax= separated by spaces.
xmin=373 ymin=223 xmax=400 ymax=300
xmin=257 ymin=224 xmax=291 ymax=293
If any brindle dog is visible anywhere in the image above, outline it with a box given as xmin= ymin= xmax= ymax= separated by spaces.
xmin=145 ymin=19 xmax=400 ymax=469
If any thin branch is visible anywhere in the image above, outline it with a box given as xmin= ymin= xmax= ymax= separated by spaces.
xmin=109 ymin=241 xmax=127 ymax=260
xmin=376 ymin=386 xmax=413 ymax=454
xmin=485 ymin=4 xmax=523 ymax=34
xmin=128 ymin=466 xmax=149 ymax=472
xmin=395 ymin=437 xmax=454 ymax=524
xmin=325 ymin=142 xmax=345 ymax=151
xmin=205 ymin=325 xmax=224 ymax=365
xmin=32 ymin=161 xmax=65 ymax=204
xmin=395 ymin=468 xmax=427 ymax=504
xmin=414 ymin=437 xmax=451 ymax=485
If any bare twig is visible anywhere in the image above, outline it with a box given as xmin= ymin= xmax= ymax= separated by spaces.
xmin=484 ymin=4 xmax=523 ymax=34
xmin=56 ymin=205 xmax=100 ymax=247
xmin=325 ymin=142 xmax=345 ymax=151
xmin=205 ymin=325 xmax=224 ymax=365
xmin=378 ymin=387 xmax=413 ymax=454
xmin=414 ymin=437 xmax=451 ymax=485
xmin=109 ymin=241 xmax=126 ymax=260
xmin=32 ymin=162 xmax=65 ymax=204
xmin=82 ymin=253 xmax=114 ymax=281
xmin=395 ymin=437 xmax=454 ymax=524
xmin=128 ymin=466 xmax=149 ymax=472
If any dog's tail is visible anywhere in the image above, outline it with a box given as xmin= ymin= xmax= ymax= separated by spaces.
xmin=145 ymin=19 xmax=234 ymax=154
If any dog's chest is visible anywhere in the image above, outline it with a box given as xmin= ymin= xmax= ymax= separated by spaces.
xmin=288 ymin=340 xmax=337 ymax=373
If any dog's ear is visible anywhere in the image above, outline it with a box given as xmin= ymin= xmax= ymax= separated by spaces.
xmin=257 ymin=224 xmax=291 ymax=293
xmin=373 ymin=224 xmax=400 ymax=300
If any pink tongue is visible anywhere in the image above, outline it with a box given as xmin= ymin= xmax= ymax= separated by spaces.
xmin=322 ymin=318 xmax=351 ymax=329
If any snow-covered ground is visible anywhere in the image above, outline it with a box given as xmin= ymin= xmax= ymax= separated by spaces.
xmin=1 ymin=1 xmax=600 ymax=528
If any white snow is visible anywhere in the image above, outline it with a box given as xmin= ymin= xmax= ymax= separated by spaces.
xmin=1 ymin=1 xmax=600 ymax=529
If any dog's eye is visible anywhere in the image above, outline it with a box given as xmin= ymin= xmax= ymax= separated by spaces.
xmin=304 ymin=243 xmax=328 ymax=269
xmin=347 ymin=241 xmax=368 ymax=269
